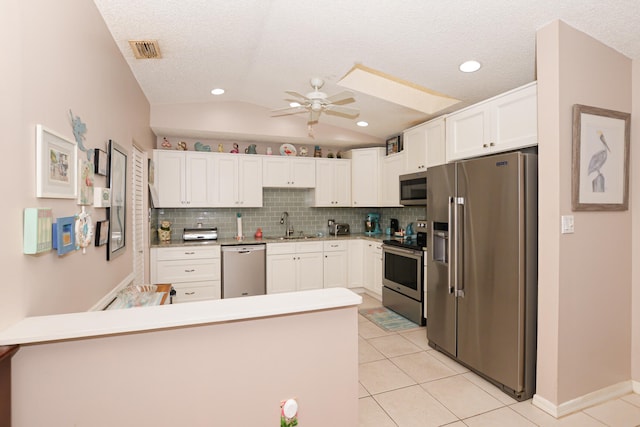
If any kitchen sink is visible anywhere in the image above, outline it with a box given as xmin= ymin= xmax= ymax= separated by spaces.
xmin=264 ymin=235 xmax=317 ymax=240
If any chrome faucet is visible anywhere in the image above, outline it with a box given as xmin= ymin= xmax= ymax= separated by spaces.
xmin=280 ymin=211 xmax=294 ymax=237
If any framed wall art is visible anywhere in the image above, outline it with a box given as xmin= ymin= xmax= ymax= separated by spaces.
xmin=95 ymin=220 xmax=109 ymax=246
xmin=52 ymin=216 xmax=76 ymax=256
xmin=78 ymin=159 xmax=95 ymax=205
xmin=94 ymin=148 xmax=108 ymax=176
xmin=572 ymin=104 xmax=630 ymax=211
xmin=36 ymin=124 xmax=78 ymax=199
xmin=107 ymin=140 xmax=127 ymax=260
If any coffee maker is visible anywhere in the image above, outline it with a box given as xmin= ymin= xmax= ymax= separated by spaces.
xmin=364 ymin=213 xmax=381 ymax=235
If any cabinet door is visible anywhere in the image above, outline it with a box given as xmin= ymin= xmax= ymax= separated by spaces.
xmin=446 ymin=105 xmax=490 ymax=161
xmin=403 ymin=126 xmax=427 ymax=172
xmin=333 ymin=160 xmax=352 ymax=206
xmin=372 ymin=245 xmax=383 ymax=295
xmin=381 ymin=152 xmax=405 ymax=207
xmin=425 ymin=118 xmax=446 ymax=168
xmin=313 ymin=160 xmax=336 ymax=206
xmin=289 ymin=157 xmax=315 ymax=188
xmin=185 ymin=152 xmax=211 ymax=207
xmin=491 ymin=83 xmax=537 ymax=153
xmin=350 ymin=148 xmax=381 ymax=207
xmin=323 ymin=251 xmax=348 ymax=288
xmin=267 ymin=254 xmax=296 ymax=294
xmin=297 ymin=252 xmax=324 ymax=291
xmin=348 ymin=240 xmax=364 ymax=288
xmin=262 ymin=157 xmax=290 ymax=187
xmin=155 ymin=151 xmax=185 ymax=207
xmin=238 ymin=156 xmax=263 ymax=207
xmin=211 ymin=154 xmax=238 ymax=206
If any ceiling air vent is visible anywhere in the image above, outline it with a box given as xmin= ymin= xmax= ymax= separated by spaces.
xmin=128 ymin=40 xmax=162 ymax=59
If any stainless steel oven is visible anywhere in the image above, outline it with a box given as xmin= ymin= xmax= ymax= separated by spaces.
xmin=382 ymin=243 xmax=425 ymax=325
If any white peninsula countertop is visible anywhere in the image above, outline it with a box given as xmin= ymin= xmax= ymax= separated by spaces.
xmin=0 ymin=288 xmax=362 ymax=345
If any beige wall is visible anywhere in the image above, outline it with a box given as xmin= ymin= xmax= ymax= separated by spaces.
xmin=12 ymin=307 xmax=359 ymax=426
xmin=536 ymin=21 xmax=633 ymax=406
xmin=0 ymin=0 xmax=154 ymax=326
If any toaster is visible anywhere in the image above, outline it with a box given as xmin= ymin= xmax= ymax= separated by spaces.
xmin=333 ymin=223 xmax=350 ymax=236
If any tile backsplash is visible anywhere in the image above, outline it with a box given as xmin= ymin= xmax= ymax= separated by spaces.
xmin=152 ymin=188 xmax=425 ymax=240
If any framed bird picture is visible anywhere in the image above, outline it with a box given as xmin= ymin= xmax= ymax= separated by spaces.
xmin=572 ymin=104 xmax=630 ymax=211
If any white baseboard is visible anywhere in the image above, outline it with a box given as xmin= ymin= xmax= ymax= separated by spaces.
xmin=87 ymin=272 xmax=135 ymax=311
xmin=634 ymin=380 xmax=640 ymax=394
xmin=533 ymin=380 xmax=634 ymax=418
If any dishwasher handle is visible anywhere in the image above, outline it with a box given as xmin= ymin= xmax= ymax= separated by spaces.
xmin=221 ymin=244 xmax=266 ymax=254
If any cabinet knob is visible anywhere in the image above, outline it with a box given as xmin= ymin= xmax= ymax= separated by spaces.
xmin=483 ymin=143 xmax=489 ymax=148
xmin=185 ymin=269 xmax=195 ymax=273
xmin=185 ymin=291 xmax=195 ymax=295
xmin=184 ymin=251 xmax=195 ymax=255
xmin=490 ymin=142 xmax=495 ymax=147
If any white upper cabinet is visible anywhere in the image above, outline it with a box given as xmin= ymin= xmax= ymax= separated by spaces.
xmin=311 ymin=159 xmax=351 ymax=207
xmin=381 ymin=151 xmax=405 ymax=207
xmin=262 ymin=156 xmax=316 ymax=188
xmin=153 ymin=150 xmax=212 ymax=208
xmin=211 ymin=153 xmax=263 ymax=207
xmin=403 ymin=117 xmax=446 ymax=172
xmin=348 ymin=148 xmax=384 ymax=207
xmin=446 ymin=82 xmax=537 ymax=161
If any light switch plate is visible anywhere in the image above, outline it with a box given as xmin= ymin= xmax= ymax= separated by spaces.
xmin=561 ymin=215 xmax=574 ymax=234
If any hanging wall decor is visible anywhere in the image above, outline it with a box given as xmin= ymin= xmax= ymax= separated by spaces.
xmin=78 ymin=159 xmax=95 ymax=205
xmin=94 ymin=149 xmax=108 ymax=176
xmin=75 ymin=207 xmax=93 ymax=254
xmin=36 ymin=125 xmax=78 ymax=199
xmin=23 ymin=207 xmax=53 ymax=254
xmin=95 ymin=220 xmax=109 ymax=247
xmin=52 ymin=216 xmax=76 ymax=256
xmin=572 ymin=104 xmax=630 ymax=211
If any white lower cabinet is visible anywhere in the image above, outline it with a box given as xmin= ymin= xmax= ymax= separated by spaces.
xmin=150 ymin=246 xmax=221 ymax=303
xmin=266 ymin=242 xmax=324 ymax=294
xmin=323 ymin=241 xmax=348 ymax=288
xmin=363 ymin=241 xmax=383 ymax=296
xmin=348 ymin=240 xmax=364 ymax=288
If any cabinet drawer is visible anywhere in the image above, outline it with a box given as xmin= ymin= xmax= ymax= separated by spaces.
xmin=172 ymin=281 xmax=219 ymax=303
xmin=154 ymin=246 xmax=220 ymax=261
xmin=323 ymin=241 xmax=348 ymax=252
xmin=156 ymin=259 xmax=220 ymax=282
xmin=266 ymin=242 xmax=296 ymax=255
xmin=295 ymin=241 xmax=324 ymax=253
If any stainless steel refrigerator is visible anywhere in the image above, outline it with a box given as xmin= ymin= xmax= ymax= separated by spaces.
xmin=426 ymin=151 xmax=537 ymax=401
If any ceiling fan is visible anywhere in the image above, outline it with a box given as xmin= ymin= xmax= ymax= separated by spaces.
xmin=271 ymin=77 xmax=359 ymax=124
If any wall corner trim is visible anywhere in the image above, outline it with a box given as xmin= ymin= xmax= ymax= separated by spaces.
xmin=533 ymin=381 xmax=634 ymax=418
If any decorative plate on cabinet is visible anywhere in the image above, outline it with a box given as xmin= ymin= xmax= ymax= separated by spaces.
xmin=280 ymin=143 xmax=297 ymax=156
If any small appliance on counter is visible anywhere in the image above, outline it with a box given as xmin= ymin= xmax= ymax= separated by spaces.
xmin=390 ymin=218 xmax=399 ymax=233
xmin=328 ymin=220 xmax=350 ymax=236
xmin=182 ymin=227 xmax=218 ymax=241
xmin=364 ymin=213 xmax=381 ymax=235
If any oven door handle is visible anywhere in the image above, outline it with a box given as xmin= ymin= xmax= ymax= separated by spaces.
xmin=382 ymin=245 xmax=423 ymax=258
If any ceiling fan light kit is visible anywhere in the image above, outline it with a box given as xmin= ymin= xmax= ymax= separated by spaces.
xmin=271 ymin=77 xmax=360 ymax=126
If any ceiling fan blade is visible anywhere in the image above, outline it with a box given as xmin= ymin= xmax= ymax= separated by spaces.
xmin=308 ymin=109 xmax=321 ymax=123
xmin=271 ymin=106 xmax=307 ymax=116
xmin=324 ymin=105 xmax=360 ymax=118
xmin=285 ymin=91 xmax=310 ymax=102
xmin=325 ymin=90 xmax=355 ymax=105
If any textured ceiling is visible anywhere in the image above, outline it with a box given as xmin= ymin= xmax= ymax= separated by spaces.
xmin=93 ymin=0 xmax=640 ymax=146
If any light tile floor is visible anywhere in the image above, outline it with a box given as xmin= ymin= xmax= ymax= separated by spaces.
xmin=358 ymin=294 xmax=640 ymax=427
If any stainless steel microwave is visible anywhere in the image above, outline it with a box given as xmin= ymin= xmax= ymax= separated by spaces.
xmin=399 ymin=171 xmax=427 ymax=205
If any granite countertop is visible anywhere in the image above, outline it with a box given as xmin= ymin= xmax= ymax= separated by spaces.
xmin=150 ymin=233 xmax=386 ymax=248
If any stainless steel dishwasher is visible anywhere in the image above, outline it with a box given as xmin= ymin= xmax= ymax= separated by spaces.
xmin=221 ymin=244 xmax=266 ymax=298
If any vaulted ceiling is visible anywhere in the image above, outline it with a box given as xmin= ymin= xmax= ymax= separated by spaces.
xmin=94 ymin=0 xmax=640 ymax=147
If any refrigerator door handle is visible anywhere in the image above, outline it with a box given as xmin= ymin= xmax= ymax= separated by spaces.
xmin=447 ymin=197 xmax=454 ymax=294
xmin=454 ymin=197 xmax=465 ymax=298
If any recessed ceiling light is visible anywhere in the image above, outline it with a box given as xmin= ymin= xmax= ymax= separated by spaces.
xmin=211 ymin=88 xmax=225 ymax=95
xmin=289 ymin=102 xmax=301 ymax=108
xmin=356 ymin=121 xmax=369 ymax=127
xmin=459 ymin=60 xmax=481 ymax=73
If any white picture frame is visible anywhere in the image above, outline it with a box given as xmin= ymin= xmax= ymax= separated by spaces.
xmin=36 ymin=124 xmax=78 ymax=199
